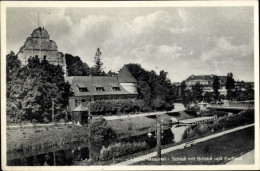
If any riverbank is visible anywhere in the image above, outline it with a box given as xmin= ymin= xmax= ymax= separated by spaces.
xmin=7 ymin=124 xmax=89 ymax=157
xmin=132 ymin=125 xmax=254 ymax=165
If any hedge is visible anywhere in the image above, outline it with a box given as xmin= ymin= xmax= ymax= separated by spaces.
xmin=99 ymin=141 xmax=148 ymax=161
xmin=90 ymin=99 xmax=150 ymax=116
xmin=90 ymin=99 xmax=174 ymax=116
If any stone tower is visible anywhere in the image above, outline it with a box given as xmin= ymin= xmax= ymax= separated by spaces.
xmin=17 ymin=27 xmax=67 ymax=76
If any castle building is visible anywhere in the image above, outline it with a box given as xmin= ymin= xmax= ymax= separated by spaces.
xmin=66 ymin=65 xmax=138 ymax=110
xmin=17 ymin=27 xmax=66 ymax=75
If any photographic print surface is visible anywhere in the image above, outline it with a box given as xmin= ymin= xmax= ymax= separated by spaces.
xmin=1 ymin=1 xmax=259 ymax=170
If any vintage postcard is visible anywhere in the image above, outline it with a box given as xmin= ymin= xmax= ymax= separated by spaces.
xmin=1 ymin=1 xmax=259 ymax=171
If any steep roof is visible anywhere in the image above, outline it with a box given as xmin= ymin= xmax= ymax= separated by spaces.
xmin=118 ymin=65 xmax=137 ymax=83
xmin=67 ymin=76 xmax=138 ymax=97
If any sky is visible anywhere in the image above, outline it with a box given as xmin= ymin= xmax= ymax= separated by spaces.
xmin=6 ymin=7 xmax=254 ymax=82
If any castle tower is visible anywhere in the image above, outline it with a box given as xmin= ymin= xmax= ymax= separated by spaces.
xmin=17 ymin=27 xmax=67 ymax=77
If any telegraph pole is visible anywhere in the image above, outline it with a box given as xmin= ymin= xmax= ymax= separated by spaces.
xmin=156 ymin=115 xmax=161 ymax=165
xmin=51 ymin=98 xmax=55 ymax=122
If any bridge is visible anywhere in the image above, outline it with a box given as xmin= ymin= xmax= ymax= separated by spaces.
xmin=206 ymin=101 xmax=254 ymax=112
xmin=171 ymin=116 xmax=216 ymax=128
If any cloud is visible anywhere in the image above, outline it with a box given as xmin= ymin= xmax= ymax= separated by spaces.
xmin=6 ymin=7 xmax=254 ymax=82
xmin=200 ymin=37 xmax=253 ymax=62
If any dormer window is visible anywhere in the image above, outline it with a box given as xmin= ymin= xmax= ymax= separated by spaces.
xmin=96 ymin=87 xmax=105 ymax=91
xmin=94 ymin=84 xmax=105 ymax=91
xmin=79 ymin=88 xmax=88 ymax=92
xmin=77 ymin=84 xmax=88 ymax=92
xmin=111 ymin=84 xmax=121 ymax=91
xmin=112 ymin=87 xmax=121 ymax=91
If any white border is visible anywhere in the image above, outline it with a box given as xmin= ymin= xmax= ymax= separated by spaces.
xmin=1 ymin=1 xmax=259 ymax=171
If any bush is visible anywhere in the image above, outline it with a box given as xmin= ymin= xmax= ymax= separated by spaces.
xmin=182 ymin=109 xmax=254 ymax=141
xmin=90 ymin=99 xmax=152 ymax=116
xmin=185 ymin=105 xmax=200 ymax=116
xmin=89 ymin=117 xmax=116 ymax=142
xmin=99 ymin=141 xmax=148 ymax=161
xmin=43 ymin=117 xmax=50 ymax=123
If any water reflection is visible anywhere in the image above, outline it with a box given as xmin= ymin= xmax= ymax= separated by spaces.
xmin=7 ymin=129 xmax=175 ymax=166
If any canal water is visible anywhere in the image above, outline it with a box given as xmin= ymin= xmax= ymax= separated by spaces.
xmin=7 ymin=128 xmax=177 ymax=166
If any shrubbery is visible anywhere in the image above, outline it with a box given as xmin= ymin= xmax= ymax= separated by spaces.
xmin=90 ymin=99 xmax=172 ymax=116
xmin=99 ymin=141 xmax=148 ymax=161
xmin=185 ymin=105 xmax=200 ymax=117
xmin=182 ymin=109 xmax=254 ymax=141
xmin=200 ymin=109 xmax=227 ymax=118
xmin=89 ymin=117 xmax=116 ymax=142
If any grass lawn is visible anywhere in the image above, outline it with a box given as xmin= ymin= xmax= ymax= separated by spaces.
xmin=132 ymin=126 xmax=254 ymax=165
xmin=7 ymin=124 xmax=89 ymax=158
xmin=107 ymin=117 xmax=156 ymax=134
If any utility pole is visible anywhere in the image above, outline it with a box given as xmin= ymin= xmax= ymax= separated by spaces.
xmin=51 ymin=98 xmax=55 ymax=122
xmin=53 ymin=151 xmax=56 ymax=166
xmin=156 ymin=115 xmax=161 ymax=165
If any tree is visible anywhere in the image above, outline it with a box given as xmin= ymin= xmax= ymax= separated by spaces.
xmin=191 ymin=82 xmax=203 ymax=102
xmin=89 ymin=117 xmax=116 ymax=142
xmin=6 ymin=51 xmax=24 ymax=123
xmin=180 ymin=81 xmax=187 ymax=101
xmin=213 ymin=76 xmax=220 ymax=100
xmin=137 ymin=81 xmax=151 ymax=105
xmin=65 ymin=54 xmax=91 ymax=76
xmin=107 ymin=70 xmax=117 ymax=76
xmin=7 ymin=55 xmax=74 ymax=123
xmin=226 ymin=72 xmax=235 ymax=100
xmin=92 ymin=48 xmax=105 ymax=76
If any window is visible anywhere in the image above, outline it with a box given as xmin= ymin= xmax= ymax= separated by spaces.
xmin=79 ymin=88 xmax=88 ymax=92
xmin=96 ymin=87 xmax=105 ymax=91
xmin=77 ymin=84 xmax=88 ymax=92
xmin=112 ymin=87 xmax=121 ymax=91
xmin=75 ymin=99 xmax=82 ymax=107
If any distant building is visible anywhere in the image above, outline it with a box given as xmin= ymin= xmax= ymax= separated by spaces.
xmin=66 ymin=65 xmax=138 ymax=110
xmin=185 ymin=74 xmax=227 ymax=96
xmin=17 ymin=27 xmax=66 ymax=75
xmin=234 ymin=81 xmax=254 ymax=91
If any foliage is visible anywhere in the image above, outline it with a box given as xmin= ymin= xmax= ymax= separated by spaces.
xmin=185 ymin=105 xmax=200 ymax=116
xmin=191 ymin=82 xmax=203 ymax=102
xmin=229 ymin=88 xmax=254 ymax=101
xmin=212 ymin=76 xmax=220 ymax=100
xmin=7 ymin=53 xmax=74 ymax=123
xmin=165 ymin=103 xmax=174 ymax=113
xmin=126 ymin=63 xmax=175 ymax=110
xmin=89 ymin=117 xmax=116 ymax=142
xmin=182 ymin=109 xmax=254 ymax=140
xmin=226 ymin=72 xmax=235 ymax=100
xmin=90 ymin=99 xmax=152 ymax=116
xmin=200 ymin=109 xmax=227 ymax=118
xmin=65 ymin=54 xmax=91 ymax=76
xmin=7 ymin=125 xmax=89 ymax=153
xmin=92 ymin=48 xmax=106 ymax=76
xmin=99 ymin=141 xmax=148 ymax=161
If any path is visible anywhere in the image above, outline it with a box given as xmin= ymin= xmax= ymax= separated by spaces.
xmin=113 ymin=123 xmax=254 ymax=165
xmin=225 ymin=150 xmax=254 ymax=165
